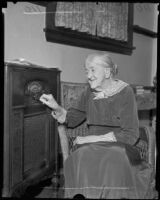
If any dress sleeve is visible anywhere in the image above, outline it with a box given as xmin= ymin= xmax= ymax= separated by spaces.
xmin=114 ymin=86 xmax=139 ymax=145
xmin=65 ymin=89 xmax=88 ymax=128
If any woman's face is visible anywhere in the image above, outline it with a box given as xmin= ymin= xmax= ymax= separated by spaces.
xmin=85 ymin=59 xmax=107 ymax=90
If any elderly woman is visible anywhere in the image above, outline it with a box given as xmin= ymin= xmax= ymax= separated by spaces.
xmin=40 ymin=53 xmax=151 ymax=199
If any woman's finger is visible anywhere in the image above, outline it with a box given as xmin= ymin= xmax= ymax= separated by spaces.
xmin=39 ymin=97 xmax=50 ymax=105
xmin=39 ymin=98 xmax=47 ymax=104
xmin=40 ymin=94 xmax=52 ymax=101
xmin=51 ymin=111 xmax=57 ymax=119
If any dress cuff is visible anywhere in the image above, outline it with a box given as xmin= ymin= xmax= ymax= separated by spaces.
xmin=51 ymin=107 xmax=67 ymax=124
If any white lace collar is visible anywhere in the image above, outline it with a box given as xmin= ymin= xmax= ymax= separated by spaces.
xmin=93 ymin=79 xmax=128 ymax=100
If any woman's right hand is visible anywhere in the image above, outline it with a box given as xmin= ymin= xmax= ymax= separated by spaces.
xmin=39 ymin=94 xmax=59 ymax=110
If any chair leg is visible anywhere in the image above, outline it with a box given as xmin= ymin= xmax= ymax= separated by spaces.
xmin=51 ymin=172 xmax=60 ymax=197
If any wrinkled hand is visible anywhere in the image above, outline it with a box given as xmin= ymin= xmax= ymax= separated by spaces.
xmin=39 ymin=94 xmax=59 ymax=110
xmin=73 ymin=132 xmax=116 ymax=146
xmin=101 ymin=132 xmax=117 ymax=142
xmin=73 ymin=136 xmax=85 ymax=146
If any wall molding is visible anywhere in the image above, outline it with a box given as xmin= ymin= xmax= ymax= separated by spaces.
xmin=133 ymin=25 xmax=157 ymax=38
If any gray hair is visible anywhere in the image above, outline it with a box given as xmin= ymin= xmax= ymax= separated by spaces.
xmin=85 ymin=53 xmax=118 ymax=76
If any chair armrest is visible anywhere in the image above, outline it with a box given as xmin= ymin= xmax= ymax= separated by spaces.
xmin=58 ymin=125 xmax=69 ymax=162
xmin=138 ymin=125 xmax=156 ymax=171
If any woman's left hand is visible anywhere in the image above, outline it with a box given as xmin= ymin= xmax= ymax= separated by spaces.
xmin=73 ymin=136 xmax=85 ymax=146
xmin=100 ymin=132 xmax=117 ymax=142
xmin=73 ymin=132 xmax=117 ymax=146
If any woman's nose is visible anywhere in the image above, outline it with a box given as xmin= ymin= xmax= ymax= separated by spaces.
xmin=87 ymin=71 xmax=92 ymax=79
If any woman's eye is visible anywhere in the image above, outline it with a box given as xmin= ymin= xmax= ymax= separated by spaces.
xmin=85 ymin=70 xmax=88 ymax=74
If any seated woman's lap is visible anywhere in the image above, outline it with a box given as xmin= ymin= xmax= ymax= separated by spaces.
xmin=64 ymin=143 xmax=134 ymax=187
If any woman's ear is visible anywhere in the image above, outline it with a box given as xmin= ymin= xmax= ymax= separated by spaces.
xmin=105 ymin=68 xmax=111 ymax=79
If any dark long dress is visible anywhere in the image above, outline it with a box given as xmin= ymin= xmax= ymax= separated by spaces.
xmin=63 ymin=85 xmax=152 ymax=199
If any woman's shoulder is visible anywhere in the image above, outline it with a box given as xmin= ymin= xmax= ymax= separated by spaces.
xmin=115 ymin=82 xmax=135 ymax=103
xmin=110 ymin=79 xmax=132 ymax=97
xmin=123 ymin=84 xmax=133 ymax=91
xmin=123 ymin=85 xmax=134 ymax=96
xmin=117 ymin=83 xmax=136 ymax=106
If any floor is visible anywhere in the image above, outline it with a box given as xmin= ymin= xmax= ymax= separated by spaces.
xmin=21 ymin=169 xmax=65 ymax=198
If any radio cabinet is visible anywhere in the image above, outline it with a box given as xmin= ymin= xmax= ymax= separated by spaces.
xmin=3 ymin=62 xmax=61 ymax=197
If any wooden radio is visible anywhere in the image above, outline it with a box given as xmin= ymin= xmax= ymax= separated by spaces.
xmin=3 ymin=62 xmax=61 ymax=197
